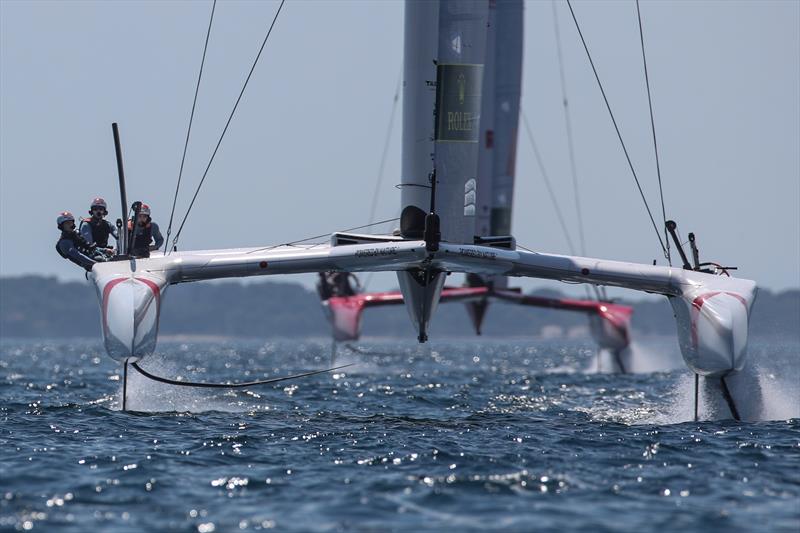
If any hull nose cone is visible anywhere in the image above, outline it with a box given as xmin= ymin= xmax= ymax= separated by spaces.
xmin=98 ymin=275 xmax=164 ymax=362
xmin=673 ymin=291 xmax=751 ymax=377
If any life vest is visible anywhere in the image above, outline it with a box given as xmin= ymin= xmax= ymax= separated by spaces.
xmin=83 ymin=217 xmax=112 ymax=248
xmin=128 ymin=220 xmax=152 ymax=258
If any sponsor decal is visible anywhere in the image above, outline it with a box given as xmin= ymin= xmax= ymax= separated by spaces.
xmin=464 ymin=178 xmax=476 ymax=216
xmin=355 ymin=246 xmax=398 ymax=258
xmin=435 ymin=64 xmax=483 ymax=142
xmin=457 ymin=248 xmax=496 ymax=260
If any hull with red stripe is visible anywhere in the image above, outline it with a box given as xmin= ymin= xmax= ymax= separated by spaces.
xmin=93 ymin=267 xmax=167 ymax=362
xmin=493 ymin=290 xmax=633 ymax=352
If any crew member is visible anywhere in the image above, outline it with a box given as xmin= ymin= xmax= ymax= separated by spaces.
xmin=55 ymin=211 xmax=97 ymax=271
xmin=317 ymin=271 xmax=360 ymax=300
xmin=80 ymin=197 xmax=118 ymax=250
xmin=129 ymin=203 xmax=164 ymax=258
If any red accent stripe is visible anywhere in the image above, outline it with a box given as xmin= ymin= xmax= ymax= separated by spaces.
xmin=101 ymin=278 xmax=127 ymax=337
xmin=325 ymin=286 xmax=636 ymax=343
xmin=135 ymin=277 xmax=162 ymax=342
xmin=136 ymin=278 xmax=161 ymax=305
xmin=327 ymin=286 xmax=491 ymax=310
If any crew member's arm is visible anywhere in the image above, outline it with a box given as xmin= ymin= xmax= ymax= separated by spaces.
xmin=58 ymin=239 xmax=96 ymax=272
xmin=149 ymin=222 xmax=164 ymax=251
xmin=80 ymin=222 xmax=93 ymax=244
xmin=108 ymin=220 xmax=119 ymax=242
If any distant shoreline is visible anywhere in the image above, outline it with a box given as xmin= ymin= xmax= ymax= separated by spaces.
xmin=2 ymin=275 xmax=798 ymax=341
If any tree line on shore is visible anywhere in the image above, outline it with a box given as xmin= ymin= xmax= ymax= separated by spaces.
xmin=1 ymin=275 xmax=797 ymax=340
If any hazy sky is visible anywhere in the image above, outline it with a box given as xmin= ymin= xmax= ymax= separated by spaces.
xmin=1 ymin=0 xmax=798 ymax=296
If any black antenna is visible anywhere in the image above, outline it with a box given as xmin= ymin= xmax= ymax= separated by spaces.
xmin=128 ymin=201 xmax=142 ymax=257
xmin=423 ymin=168 xmax=440 ymax=252
xmin=122 ymin=359 xmax=128 ymax=411
xmin=688 ymin=233 xmax=701 ymax=271
xmin=112 ymin=123 xmax=129 ymax=255
xmin=428 ymin=168 xmax=437 ymax=213
xmin=665 ymin=220 xmax=692 ymax=270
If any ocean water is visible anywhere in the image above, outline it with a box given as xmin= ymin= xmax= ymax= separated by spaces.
xmin=0 ymin=337 xmax=798 ymax=532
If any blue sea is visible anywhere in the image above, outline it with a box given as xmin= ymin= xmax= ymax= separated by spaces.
xmin=1 ymin=337 xmax=798 ymax=532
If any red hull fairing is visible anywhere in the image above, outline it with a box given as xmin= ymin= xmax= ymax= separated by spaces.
xmin=492 ymin=290 xmax=633 ymax=352
xmin=321 ymin=285 xmax=633 ymax=351
xmin=323 ymin=286 xmax=489 ymax=341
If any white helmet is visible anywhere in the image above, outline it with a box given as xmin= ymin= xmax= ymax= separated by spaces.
xmin=90 ymin=197 xmax=108 ymax=213
xmin=57 ymin=211 xmax=75 ymax=229
xmin=138 ymin=203 xmax=151 ymax=216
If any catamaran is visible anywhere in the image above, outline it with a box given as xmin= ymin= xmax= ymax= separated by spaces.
xmin=91 ymin=0 xmax=758 ymax=420
xmin=317 ymin=272 xmax=635 ymax=373
xmin=318 ymin=0 xmax=635 ymax=372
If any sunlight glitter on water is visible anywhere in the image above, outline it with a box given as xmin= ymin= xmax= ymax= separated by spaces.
xmin=0 ymin=337 xmax=798 ymax=531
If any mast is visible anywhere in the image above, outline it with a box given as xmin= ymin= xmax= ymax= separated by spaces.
xmin=476 ymin=0 xmax=523 ymax=241
xmin=433 ymin=0 xmax=489 ymax=244
xmin=475 ymin=2 xmax=497 ymax=239
xmin=112 ymin=123 xmax=129 ymax=255
xmin=489 ymin=0 xmax=523 ymax=238
xmin=400 ymin=0 xmax=490 ymax=244
xmin=472 ymin=0 xmax=523 ymax=291
xmin=400 ymin=0 xmax=439 ymax=239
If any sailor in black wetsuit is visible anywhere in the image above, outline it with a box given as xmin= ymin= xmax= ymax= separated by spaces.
xmin=55 ymin=211 xmax=97 ymax=272
xmin=128 ymin=203 xmax=164 ymax=258
xmin=80 ymin=197 xmax=118 ymax=251
xmin=317 ymin=272 xmax=360 ymax=300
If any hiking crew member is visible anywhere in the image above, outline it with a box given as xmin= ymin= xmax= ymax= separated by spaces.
xmin=129 ymin=203 xmax=163 ymax=258
xmin=317 ymin=272 xmax=360 ymax=300
xmin=80 ymin=197 xmax=118 ymax=250
xmin=56 ymin=211 xmax=97 ymax=271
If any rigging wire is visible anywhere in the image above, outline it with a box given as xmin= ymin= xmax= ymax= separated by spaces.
xmin=363 ymin=70 xmax=402 ymax=291
xmin=564 ymin=0 xmax=669 ymax=260
xmin=635 ymin=0 xmax=671 ymax=266
xmin=551 ymin=1 xmax=587 ymax=258
xmin=164 ymin=0 xmax=217 ymax=253
xmin=367 ymin=71 xmax=402 ymax=231
xmin=170 ymin=0 xmax=287 ymax=252
xmin=520 ymin=111 xmax=578 ymax=256
xmin=522 ymin=110 xmax=600 ymax=301
xmin=245 ymin=217 xmax=400 ymax=254
xmin=361 ymin=208 xmax=400 ymax=291
xmin=550 ymin=2 xmax=601 ymax=301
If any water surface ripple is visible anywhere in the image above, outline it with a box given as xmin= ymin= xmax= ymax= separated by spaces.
xmin=0 ymin=338 xmax=798 ymax=532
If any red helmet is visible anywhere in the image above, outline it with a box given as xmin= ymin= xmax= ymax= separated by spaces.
xmin=139 ymin=203 xmax=151 ymax=216
xmin=57 ymin=211 xmax=75 ymax=228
